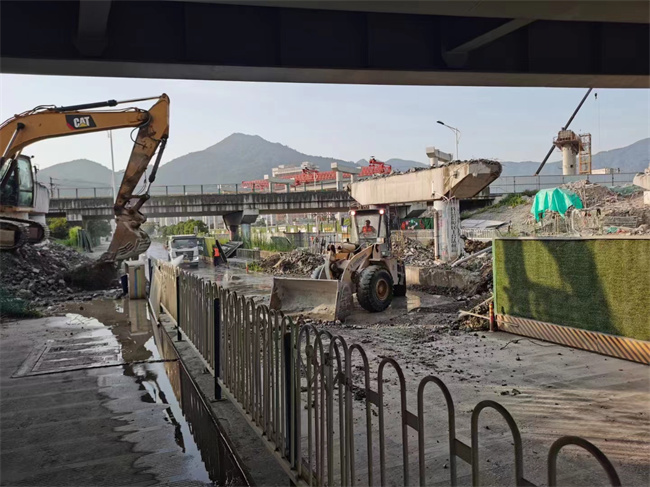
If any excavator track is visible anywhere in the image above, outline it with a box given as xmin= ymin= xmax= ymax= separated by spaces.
xmin=0 ymin=217 xmax=46 ymax=251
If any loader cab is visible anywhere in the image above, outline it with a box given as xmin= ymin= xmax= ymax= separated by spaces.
xmin=349 ymin=208 xmax=390 ymax=248
xmin=0 ymin=155 xmax=35 ymax=209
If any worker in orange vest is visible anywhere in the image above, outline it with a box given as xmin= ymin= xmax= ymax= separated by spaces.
xmin=213 ymin=245 xmax=221 ymax=266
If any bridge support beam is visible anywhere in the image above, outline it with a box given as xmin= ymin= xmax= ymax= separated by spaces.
xmin=223 ymin=210 xmax=259 ymax=241
xmin=332 ymin=162 xmax=361 ymax=191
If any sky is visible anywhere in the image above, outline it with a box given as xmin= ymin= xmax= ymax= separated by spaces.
xmin=1 ymin=74 xmax=648 ymax=173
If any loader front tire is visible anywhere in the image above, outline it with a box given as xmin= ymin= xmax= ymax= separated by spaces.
xmin=357 ymin=265 xmax=393 ymax=313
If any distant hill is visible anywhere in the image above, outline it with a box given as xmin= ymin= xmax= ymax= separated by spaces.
xmin=37 ymin=159 xmax=119 ymax=188
xmin=152 ymin=133 xmax=355 ymax=185
xmin=500 ymin=137 xmax=649 ymax=176
xmin=40 ymin=134 xmax=649 ymax=189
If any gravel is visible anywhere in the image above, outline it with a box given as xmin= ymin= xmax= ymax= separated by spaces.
xmin=0 ymin=242 xmax=121 ymax=308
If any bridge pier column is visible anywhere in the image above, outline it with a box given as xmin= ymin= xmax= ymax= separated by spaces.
xmin=223 ymin=210 xmax=259 ymax=241
xmin=432 ymin=199 xmax=462 ymax=263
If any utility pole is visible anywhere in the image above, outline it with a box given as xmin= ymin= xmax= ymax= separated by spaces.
xmin=437 ymin=120 xmax=461 ymax=160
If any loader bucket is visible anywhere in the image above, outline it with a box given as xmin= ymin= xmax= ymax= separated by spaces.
xmin=270 ymin=277 xmax=351 ymax=322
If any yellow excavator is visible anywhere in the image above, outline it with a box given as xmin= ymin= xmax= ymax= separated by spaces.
xmin=0 ymin=95 xmax=169 ymax=262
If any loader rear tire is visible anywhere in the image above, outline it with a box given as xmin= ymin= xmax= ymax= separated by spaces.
xmin=357 ymin=265 xmax=393 ymax=313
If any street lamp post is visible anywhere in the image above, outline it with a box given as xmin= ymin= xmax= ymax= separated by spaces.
xmin=108 ymin=131 xmax=117 ymax=199
xmin=437 ymin=120 xmax=461 ymax=160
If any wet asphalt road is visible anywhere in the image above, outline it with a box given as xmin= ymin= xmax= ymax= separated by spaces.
xmin=0 ymin=299 xmax=234 ymax=486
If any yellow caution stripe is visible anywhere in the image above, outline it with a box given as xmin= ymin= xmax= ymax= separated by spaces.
xmin=497 ymin=314 xmax=650 ymax=365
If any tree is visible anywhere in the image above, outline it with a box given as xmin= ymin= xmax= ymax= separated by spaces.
xmin=47 ymin=217 xmax=69 ymax=240
xmin=160 ymin=219 xmax=208 ymax=237
xmin=141 ymin=222 xmax=158 ymax=236
xmin=85 ymin=219 xmax=112 ymax=245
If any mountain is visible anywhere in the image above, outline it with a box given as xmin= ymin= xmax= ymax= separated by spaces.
xmin=500 ymin=138 xmax=649 ymax=176
xmin=37 ymin=159 xmax=119 ymax=188
xmin=386 ymin=158 xmax=428 ymax=172
xmin=152 ymin=133 xmax=350 ymax=185
xmin=39 ymin=135 xmax=649 ymax=189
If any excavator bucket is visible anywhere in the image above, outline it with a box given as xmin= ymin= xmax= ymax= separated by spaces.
xmin=99 ymin=216 xmax=151 ymax=262
xmin=270 ymin=277 xmax=352 ymax=322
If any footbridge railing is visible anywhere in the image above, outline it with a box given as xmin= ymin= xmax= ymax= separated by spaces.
xmin=150 ymin=259 xmax=622 ymax=487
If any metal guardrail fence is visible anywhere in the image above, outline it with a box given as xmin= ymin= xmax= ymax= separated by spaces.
xmin=489 ymin=172 xmax=637 ymax=195
xmin=151 ymin=260 xmax=622 ymax=487
xmin=48 ymin=172 xmax=639 ymax=200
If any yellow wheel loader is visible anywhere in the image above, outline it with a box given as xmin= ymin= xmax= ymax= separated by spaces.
xmin=270 ymin=207 xmax=406 ymax=321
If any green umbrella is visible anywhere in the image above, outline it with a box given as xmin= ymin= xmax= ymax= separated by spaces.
xmin=531 ymin=187 xmax=583 ymax=221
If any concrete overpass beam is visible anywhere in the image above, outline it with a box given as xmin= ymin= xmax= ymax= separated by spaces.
xmin=223 ymin=210 xmax=259 ymax=240
xmin=75 ymin=0 xmax=112 ymax=57
xmin=443 ymin=18 xmax=534 ymax=68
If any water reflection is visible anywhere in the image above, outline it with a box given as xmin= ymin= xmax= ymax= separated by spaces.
xmin=62 ymin=298 xmax=246 ymax=485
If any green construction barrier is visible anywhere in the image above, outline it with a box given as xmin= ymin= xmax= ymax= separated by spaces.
xmin=493 ymin=238 xmax=650 ymax=341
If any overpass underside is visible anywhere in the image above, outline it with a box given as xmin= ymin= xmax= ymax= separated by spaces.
xmin=1 ymin=1 xmax=647 ymax=87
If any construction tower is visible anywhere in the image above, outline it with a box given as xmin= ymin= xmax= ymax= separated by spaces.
xmin=578 ymin=133 xmax=592 ymax=174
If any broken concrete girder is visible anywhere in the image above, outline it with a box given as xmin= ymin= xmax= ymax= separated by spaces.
xmin=349 ymin=160 xmax=502 ymax=205
xmin=633 ymin=168 xmax=650 ymax=206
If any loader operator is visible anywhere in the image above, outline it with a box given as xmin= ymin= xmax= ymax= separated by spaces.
xmin=361 ymin=220 xmax=376 ymax=235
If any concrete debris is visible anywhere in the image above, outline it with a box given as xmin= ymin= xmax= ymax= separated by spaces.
xmin=391 ymin=237 xmax=437 ymax=266
xmin=458 ymin=300 xmax=491 ymax=331
xmin=562 ymin=179 xmax=619 ymax=208
xmin=258 ymin=250 xmax=323 ymax=276
xmin=0 ymin=242 xmax=120 ymax=307
xmin=391 ymin=159 xmax=501 ymax=175
xmin=464 ymin=238 xmax=491 ymax=254
xmin=464 ymin=182 xmax=649 ymax=236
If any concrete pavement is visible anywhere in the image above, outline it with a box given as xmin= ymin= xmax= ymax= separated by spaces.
xmin=0 ymin=299 xmax=240 ymax=486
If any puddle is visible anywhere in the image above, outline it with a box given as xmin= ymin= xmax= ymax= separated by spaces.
xmin=57 ymin=297 xmax=247 ymax=486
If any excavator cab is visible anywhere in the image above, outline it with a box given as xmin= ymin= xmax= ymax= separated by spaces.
xmin=0 ymin=155 xmax=46 ymax=250
xmin=0 ymin=155 xmax=35 ymax=209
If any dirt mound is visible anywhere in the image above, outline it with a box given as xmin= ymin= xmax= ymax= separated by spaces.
xmin=0 ymin=242 xmax=120 ymax=307
xmin=258 ymin=250 xmax=323 ymax=276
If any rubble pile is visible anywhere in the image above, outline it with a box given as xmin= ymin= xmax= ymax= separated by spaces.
xmin=0 ymin=242 xmax=120 ymax=307
xmin=456 ymin=253 xmax=493 ymax=292
xmin=458 ymin=300 xmax=491 ymax=331
xmin=391 ymin=237 xmax=437 ymax=266
xmin=562 ymin=180 xmax=619 ymax=207
xmin=464 ymin=238 xmax=491 ymax=254
xmin=258 ymin=250 xmax=323 ymax=276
